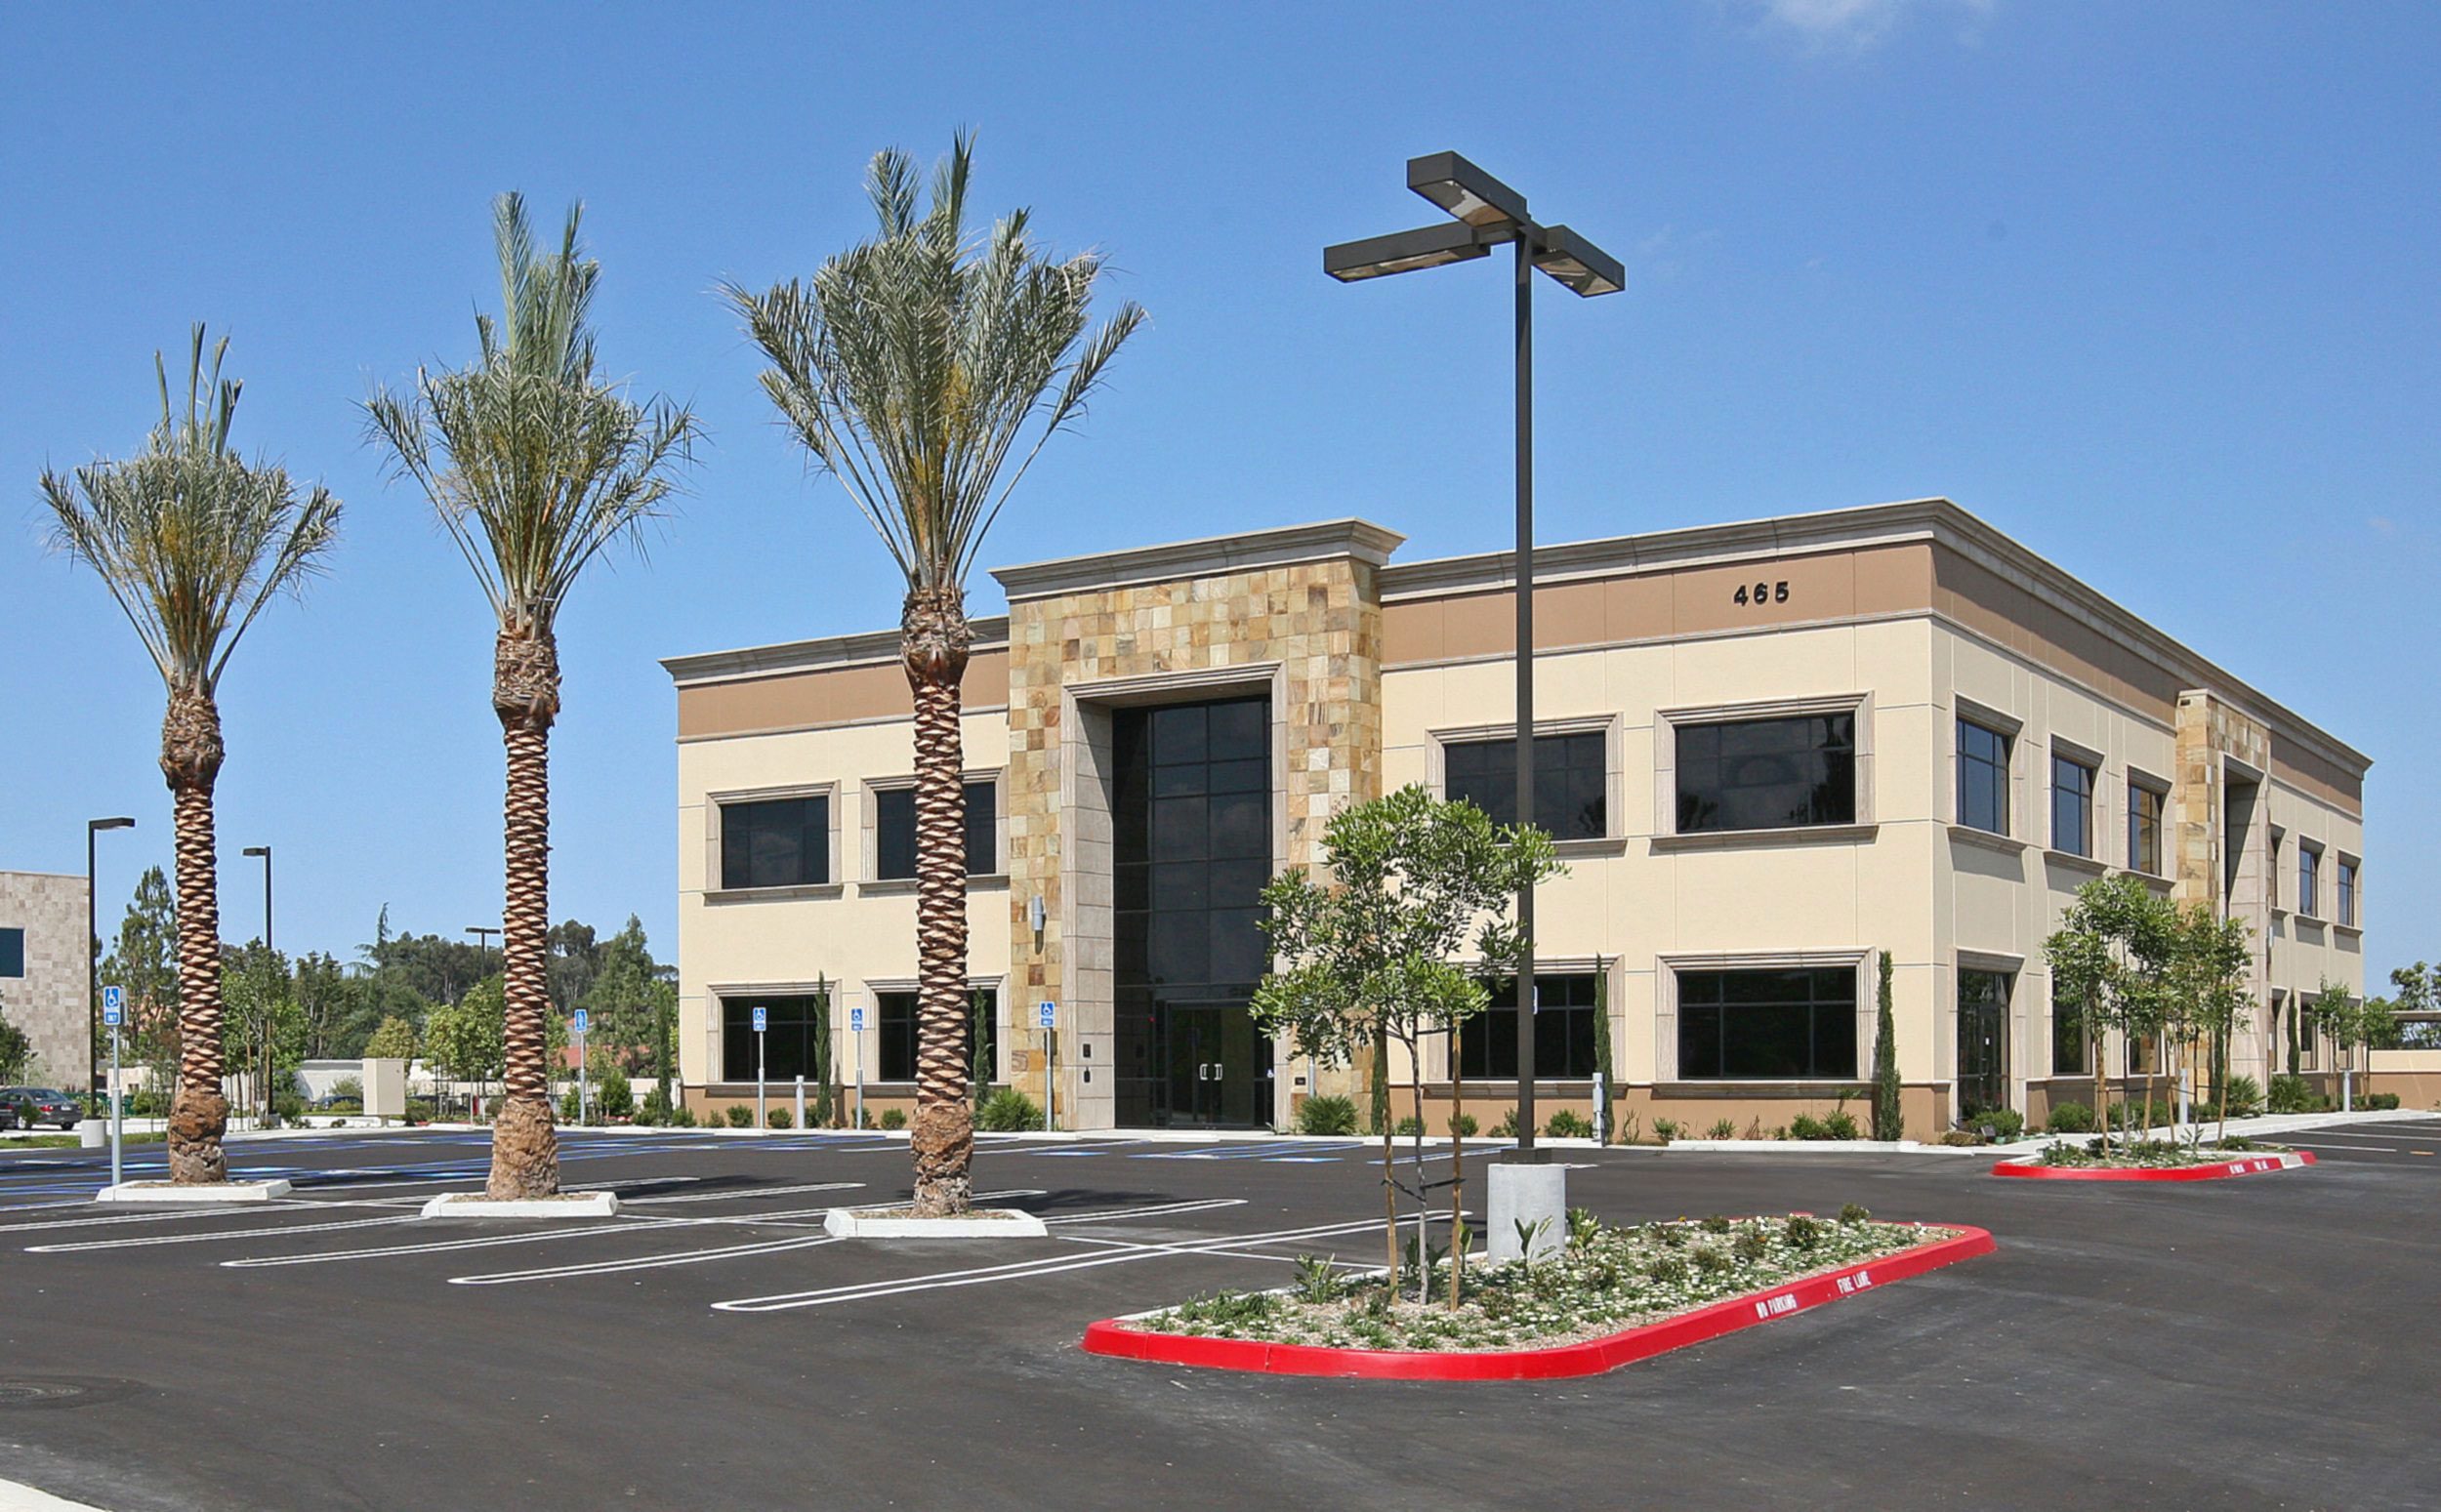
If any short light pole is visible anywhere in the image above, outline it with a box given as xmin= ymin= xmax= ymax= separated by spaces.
xmin=1327 ymin=152 xmax=1623 ymax=1156
xmin=85 ymin=817 xmax=136 ymax=1112
xmin=241 ymin=845 xmax=272 ymax=1124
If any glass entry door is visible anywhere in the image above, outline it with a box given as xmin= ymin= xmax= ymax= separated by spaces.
xmin=1957 ymin=968 xmax=2013 ymax=1120
xmin=1161 ymin=1001 xmax=1267 ymax=1128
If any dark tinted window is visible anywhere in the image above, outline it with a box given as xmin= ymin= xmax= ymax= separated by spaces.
xmin=0 ymin=927 xmax=21 ymax=978
xmin=1458 ymin=973 xmax=1599 ymax=1080
xmin=2050 ymin=754 xmax=2094 ymax=858
xmin=2051 ymin=983 xmax=2088 ymax=1076
xmin=875 ymin=780 xmax=999 ymax=880
xmin=721 ymin=993 xmax=833 ymax=1083
xmin=1676 ymin=713 xmax=1856 ymax=833
xmin=2298 ymin=847 xmax=2321 ymax=917
xmin=876 ymin=991 xmax=918 ymax=1082
xmin=2128 ymin=784 xmax=2164 ymax=876
xmin=721 ymin=796 xmax=828 ymax=889
xmin=1445 ymin=732 xmax=1605 ymax=839
xmin=1957 ymin=719 xmax=2010 ymax=835
xmin=2338 ymin=860 xmax=2357 ymax=926
xmin=1677 ymin=967 xmax=1858 ymax=1080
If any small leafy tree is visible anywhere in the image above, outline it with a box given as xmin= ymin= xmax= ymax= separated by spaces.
xmin=0 ymin=996 xmax=32 ymax=1083
xmin=1249 ymin=785 xmax=1560 ymax=1305
xmin=363 ymin=1015 xmax=419 ymax=1062
xmin=2309 ymin=977 xmax=2388 ymax=1110
xmin=2046 ymin=874 xmax=2177 ymax=1152
xmin=1871 ymin=951 xmax=1902 ymax=1140
xmin=2162 ymin=904 xmax=2251 ymax=1140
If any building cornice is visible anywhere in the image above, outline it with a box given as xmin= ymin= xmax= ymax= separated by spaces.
xmin=662 ymin=617 xmax=1012 ymax=688
xmin=1381 ymin=496 xmax=2370 ymax=777
xmin=990 ymin=517 xmax=1404 ymax=602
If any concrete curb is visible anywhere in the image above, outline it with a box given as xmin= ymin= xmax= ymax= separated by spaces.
xmin=1992 ymin=1150 xmax=2317 ymax=1182
xmin=0 ymin=1476 xmax=113 ymax=1512
xmin=419 ymin=1191 xmax=622 ymax=1218
xmin=1082 ymin=1223 xmax=1996 ymax=1379
xmin=94 ymin=1179 xmax=292 ymax=1205
xmin=823 ymin=1207 xmax=1050 ymax=1238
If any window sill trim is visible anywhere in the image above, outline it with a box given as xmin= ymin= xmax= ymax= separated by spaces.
xmin=2041 ymin=848 xmax=2109 ymax=878
xmin=1946 ymin=824 xmax=2026 ymax=856
xmin=2294 ymin=913 xmax=2328 ymax=928
xmin=1650 ymin=823 xmax=1877 ymax=853
xmin=2333 ymin=921 xmax=2364 ymax=938
xmin=1551 ymin=838 xmax=1629 ymax=860
xmin=704 ymin=883 xmax=844 ymax=904
xmin=858 ymin=873 xmax=1012 ymax=897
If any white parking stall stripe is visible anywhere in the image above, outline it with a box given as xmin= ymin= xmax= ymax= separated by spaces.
xmin=1044 ymin=1199 xmax=1247 ymax=1225
xmin=449 ymin=1235 xmax=846 ymax=1286
xmin=0 ymin=1206 xmax=312 ymax=1237
xmin=29 ymin=1214 xmax=424 ymax=1253
xmin=621 ymin=1182 xmax=861 ymax=1206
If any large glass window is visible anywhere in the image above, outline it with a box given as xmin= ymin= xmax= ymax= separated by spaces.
xmin=2298 ymin=846 xmax=2322 ymax=918
xmin=2050 ymin=753 xmax=2095 ymax=858
xmin=1675 ymin=713 xmax=1856 ymax=834
xmin=1445 ymin=731 xmax=1606 ymax=840
xmin=720 ymin=993 xmax=831 ymax=1083
xmin=720 ymin=796 xmax=828 ymax=890
xmin=1956 ymin=718 xmax=2011 ymax=836
xmin=0 ymin=926 xmax=21 ymax=977
xmin=875 ymin=780 xmax=1000 ymax=880
xmin=1677 ymin=967 xmax=1859 ymax=1080
xmin=1458 ymin=973 xmax=1599 ymax=1081
xmin=2338 ymin=859 xmax=2358 ymax=926
xmin=2051 ymin=983 xmax=2089 ymax=1076
xmin=875 ymin=991 xmax=918 ymax=1082
xmin=2128 ymin=784 xmax=2165 ymax=876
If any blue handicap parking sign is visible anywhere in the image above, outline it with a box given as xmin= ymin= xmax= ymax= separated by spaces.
xmin=1037 ymin=1001 xmax=1056 ymax=1030
xmin=849 ymin=1006 xmax=868 ymax=1033
xmin=752 ymin=1005 xmax=767 ymax=1033
xmin=103 ymin=984 xmax=125 ymax=1026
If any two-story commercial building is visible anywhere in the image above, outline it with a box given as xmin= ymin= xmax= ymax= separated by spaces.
xmin=662 ymin=498 xmax=2371 ymax=1138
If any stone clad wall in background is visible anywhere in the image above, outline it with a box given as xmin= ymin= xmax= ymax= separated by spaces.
xmin=0 ymin=871 xmax=93 ymax=1091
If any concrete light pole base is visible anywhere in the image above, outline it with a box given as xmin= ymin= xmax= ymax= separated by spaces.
xmin=419 ymin=1191 xmax=621 ymax=1219
xmin=96 ymin=1179 xmax=293 ymax=1205
xmin=1486 ymin=1162 xmax=1567 ymax=1262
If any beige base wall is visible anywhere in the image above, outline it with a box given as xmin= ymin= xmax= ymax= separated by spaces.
xmin=1382 ymin=1083 xmax=1953 ymax=1142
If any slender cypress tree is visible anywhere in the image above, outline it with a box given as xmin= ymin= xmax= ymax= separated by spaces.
xmin=1872 ymin=952 xmax=1903 ymax=1141
xmin=1591 ymin=960 xmax=1616 ymax=1143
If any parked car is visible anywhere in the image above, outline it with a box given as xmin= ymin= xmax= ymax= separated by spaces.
xmin=0 ymin=1088 xmax=85 ymax=1131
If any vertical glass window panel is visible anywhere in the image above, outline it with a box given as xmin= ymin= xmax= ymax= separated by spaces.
xmin=0 ymin=926 xmax=21 ymax=977
xmin=2049 ymin=754 xmax=2095 ymax=858
xmin=722 ymin=796 xmax=828 ymax=889
xmin=875 ymin=788 xmax=918 ymax=880
xmin=876 ymin=992 xmax=917 ymax=1082
xmin=2338 ymin=861 xmax=2357 ymax=927
xmin=1459 ymin=974 xmax=1598 ymax=1080
xmin=2299 ymin=848 xmax=2320 ymax=917
xmin=2051 ymin=986 xmax=2089 ymax=1076
xmin=1674 ymin=967 xmax=1859 ymax=1079
xmin=1209 ymin=699 xmax=1266 ymax=761
xmin=964 ymin=781 xmax=997 ymax=874
xmin=721 ymin=994 xmax=828 ymax=1083
xmin=1675 ymin=713 xmax=1856 ymax=833
xmin=2128 ymin=785 xmax=2164 ymax=876
xmin=1956 ymin=719 xmax=2011 ymax=836
xmin=1150 ymin=705 xmax=1208 ymax=765
xmin=1444 ymin=732 xmax=1606 ymax=838
xmin=1208 ymin=791 xmax=1267 ymax=859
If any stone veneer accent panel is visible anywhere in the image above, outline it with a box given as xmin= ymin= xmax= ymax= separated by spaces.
xmin=1002 ymin=554 xmax=1386 ymax=1123
xmin=0 ymin=872 xmax=93 ymax=1091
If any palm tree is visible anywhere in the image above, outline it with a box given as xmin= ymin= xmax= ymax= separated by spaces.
xmin=367 ymin=194 xmax=697 ymax=1199
xmin=727 ymin=135 xmax=1142 ymax=1215
xmin=42 ymin=327 xmax=341 ymax=1184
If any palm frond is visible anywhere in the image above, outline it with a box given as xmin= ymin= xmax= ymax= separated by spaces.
xmin=41 ymin=324 xmax=342 ymax=694
xmin=726 ymin=136 xmax=1140 ymax=596
xmin=366 ymin=192 xmax=699 ymax=633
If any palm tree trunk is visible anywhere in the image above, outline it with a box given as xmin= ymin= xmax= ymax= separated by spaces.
xmin=904 ymin=587 xmax=974 ymax=1217
xmin=162 ymin=687 xmax=228 ymax=1185
xmin=486 ymin=627 xmax=561 ymax=1200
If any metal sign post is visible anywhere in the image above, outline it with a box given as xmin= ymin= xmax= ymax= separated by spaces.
xmin=572 ymin=1007 xmax=591 ymax=1125
xmin=794 ymin=1074 xmax=806 ymax=1131
xmin=102 ymin=986 xmax=124 ymax=1189
xmin=1037 ymin=1001 xmax=1057 ymax=1133
xmin=848 ymin=1004 xmax=868 ymax=1130
xmin=753 ymin=1004 xmax=768 ymax=1128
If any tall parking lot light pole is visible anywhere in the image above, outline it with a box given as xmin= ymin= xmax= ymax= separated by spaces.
xmin=1326 ymin=153 xmax=1623 ymax=1156
xmin=86 ymin=817 xmax=137 ymax=1109
xmin=242 ymin=845 xmax=272 ymax=1121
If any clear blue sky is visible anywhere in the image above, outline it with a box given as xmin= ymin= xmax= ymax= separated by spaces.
xmin=3 ymin=2 xmax=2433 ymax=981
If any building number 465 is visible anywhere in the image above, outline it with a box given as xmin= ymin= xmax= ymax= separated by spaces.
xmin=1733 ymin=580 xmax=1791 ymax=606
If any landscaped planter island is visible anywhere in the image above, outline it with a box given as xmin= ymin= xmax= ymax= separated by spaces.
xmin=1083 ymin=1210 xmax=1995 ymax=1380
xmin=1994 ymin=1141 xmax=2316 ymax=1182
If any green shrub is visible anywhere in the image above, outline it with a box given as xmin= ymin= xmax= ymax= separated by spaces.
xmin=1394 ymin=1114 xmax=1425 ymax=1137
xmin=1646 ymin=1254 xmax=1689 ymax=1284
xmin=880 ymin=1108 xmax=907 ymax=1130
xmin=1544 ymin=1108 xmax=1594 ymax=1140
xmin=1707 ymin=1118 xmax=1738 ymax=1140
xmin=1700 ymin=1214 xmax=1732 ymax=1234
xmin=330 ymin=1076 xmax=364 ymax=1102
xmin=1651 ymin=1117 xmax=1681 ymax=1142
xmin=598 ymin=1066 xmax=634 ymax=1120
xmin=2267 ymin=1075 xmax=2313 ymax=1114
xmin=724 ymin=1104 xmax=753 ymax=1128
xmin=672 ymin=1105 xmax=697 ymax=1128
xmin=2107 ymin=1099 xmax=2175 ymax=1131
xmin=1733 ymin=1230 xmax=1769 ymax=1263
xmin=1485 ymin=1108 xmax=1517 ymax=1139
xmin=1783 ymin=1215 xmax=1824 ymax=1249
xmin=640 ymin=1084 xmax=674 ymax=1124
xmin=1295 ymin=1094 xmax=1359 ymax=1135
xmin=976 ymin=1087 xmax=1044 ymax=1132
xmin=558 ymin=1087 xmax=581 ymax=1123
xmin=1790 ymin=1113 xmax=1829 ymax=1140
xmin=766 ymin=1107 xmax=792 ymax=1129
xmin=1448 ymin=1112 xmax=1480 ymax=1139
xmin=2045 ymin=1101 xmax=2095 ymax=1134
xmin=2217 ymin=1075 xmax=2263 ymax=1120
xmin=1966 ymin=1108 xmax=2024 ymax=1142
xmin=1824 ymin=1109 xmax=1862 ymax=1140
xmin=1839 ymin=1203 xmax=1872 ymax=1224
xmin=1692 ymin=1245 xmax=1732 ymax=1274
xmin=2367 ymin=1091 xmax=2402 ymax=1111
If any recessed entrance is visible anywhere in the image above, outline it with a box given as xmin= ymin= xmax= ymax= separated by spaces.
xmin=1111 ymin=696 xmax=1275 ymax=1128
xmin=1957 ymin=967 xmax=2012 ymax=1120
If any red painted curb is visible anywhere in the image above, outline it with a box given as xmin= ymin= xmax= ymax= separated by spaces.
xmin=1079 ymin=1223 xmax=1996 ymax=1380
xmin=1991 ymin=1150 xmax=2316 ymax=1182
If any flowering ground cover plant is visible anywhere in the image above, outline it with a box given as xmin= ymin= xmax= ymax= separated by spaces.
xmin=1139 ymin=1206 xmax=1953 ymax=1353
xmin=2037 ymin=1135 xmax=2289 ymax=1169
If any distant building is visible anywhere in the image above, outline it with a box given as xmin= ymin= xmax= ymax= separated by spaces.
xmin=0 ymin=870 xmax=93 ymax=1093
xmin=662 ymin=499 xmax=2371 ymax=1137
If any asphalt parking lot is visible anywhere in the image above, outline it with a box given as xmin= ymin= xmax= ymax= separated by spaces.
xmin=1 ymin=1118 xmax=2436 ymax=1511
